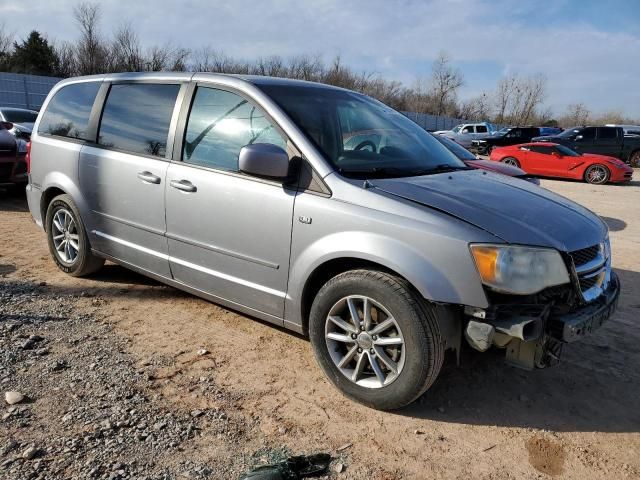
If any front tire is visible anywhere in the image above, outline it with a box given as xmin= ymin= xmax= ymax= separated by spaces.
xmin=309 ymin=270 xmax=444 ymax=410
xmin=584 ymin=164 xmax=610 ymax=185
xmin=501 ymin=157 xmax=520 ymax=168
xmin=46 ymin=194 xmax=104 ymax=276
xmin=630 ymin=150 xmax=640 ymax=168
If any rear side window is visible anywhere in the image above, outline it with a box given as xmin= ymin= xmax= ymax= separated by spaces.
xmin=182 ymin=87 xmax=286 ymax=172
xmin=598 ymin=127 xmax=618 ymax=139
xmin=98 ymin=83 xmax=180 ymax=157
xmin=38 ymin=82 xmax=100 ymax=140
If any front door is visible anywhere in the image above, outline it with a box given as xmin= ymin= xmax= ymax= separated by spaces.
xmin=79 ymin=82 xmax=183 ymax=277
xmin=165 ymin=85 xmax=296 ymax=318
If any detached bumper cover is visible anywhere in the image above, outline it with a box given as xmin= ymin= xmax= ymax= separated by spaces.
xmin=548 ymin=271 xmax=620 ymax=343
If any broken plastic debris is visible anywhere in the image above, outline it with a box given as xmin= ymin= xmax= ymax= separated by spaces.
xmin=240 ymin=453 xmax=331 ymax=479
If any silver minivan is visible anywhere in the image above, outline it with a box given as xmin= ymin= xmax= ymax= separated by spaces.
xmin=26 ymin=73 xmax=620 ymax=410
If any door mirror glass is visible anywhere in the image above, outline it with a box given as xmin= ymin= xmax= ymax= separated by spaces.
xmin=239 ymin=143 xmax=290 ymax=179
xmin=551 ymin=150 xmax=562 ymax=158
xmin=575 ymin=135 xmax=584 ymax=141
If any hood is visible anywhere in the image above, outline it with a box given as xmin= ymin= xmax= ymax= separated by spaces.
xmin=474 ymin=133 xmax=502 ymax=142
xmin=465 ymin=159 xmax=526 ymax=176
xmin=370 ymin=169 xmax=606 ymax=252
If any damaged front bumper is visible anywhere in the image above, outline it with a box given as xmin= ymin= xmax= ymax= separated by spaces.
xmin=464 ymin=272 xmax=620 ymax=369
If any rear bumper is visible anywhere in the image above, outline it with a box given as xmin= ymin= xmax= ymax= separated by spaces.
xmin=26 ymin=182 xmax=44 ymax=229
xmin=0 ymin=155 xmax=25 ymax=185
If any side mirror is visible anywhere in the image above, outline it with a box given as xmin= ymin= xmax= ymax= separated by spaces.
xmin=575 ymin=135 xmax=584 ymax=141
xmin=239 ymin=143 xmax=290 ymax=180
xmin=551 ymin=151 xmax=562 ymax=158
xmin=0 ymin=121 xmax=13 ymax=131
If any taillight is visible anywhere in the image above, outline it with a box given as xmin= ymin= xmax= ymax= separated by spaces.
xmin=25 ymin=141 xmax=31 ymax=174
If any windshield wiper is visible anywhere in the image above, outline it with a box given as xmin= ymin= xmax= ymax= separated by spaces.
xmin=412 ymin=164 xmax=473 ymax=175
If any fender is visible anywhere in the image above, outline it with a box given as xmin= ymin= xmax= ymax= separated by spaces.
xmin=284 ymin=230 xmax=489 ymax=330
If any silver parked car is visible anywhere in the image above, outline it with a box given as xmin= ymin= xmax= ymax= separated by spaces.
xmin=26 ymin=73 xmax=620 ymax=410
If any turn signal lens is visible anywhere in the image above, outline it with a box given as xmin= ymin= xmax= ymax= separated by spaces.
xmin=470 ymin=246 xmax=499 ymax=283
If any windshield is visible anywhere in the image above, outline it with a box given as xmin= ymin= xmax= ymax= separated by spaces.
xmin=555 ymin=144 xmax=581 ymax=157
xmin=495 ymin=127 xmax=511 ymax=135
xmin=2 ymin=109 xmax=38 ymax=123
xmin=257 ymin=84 xmax=467 ymax=178
xmin=432 ymin=134 xmax=477 ymax=160
xmin=559 ymin=127 xmax=582 ymax=137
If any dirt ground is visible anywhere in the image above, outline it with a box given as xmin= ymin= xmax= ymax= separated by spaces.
xmin=1 ymin=173 xmax=639 ymax=479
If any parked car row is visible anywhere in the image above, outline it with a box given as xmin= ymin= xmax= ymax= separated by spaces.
xmin=533 ymin=126 xmax=640 ymax=167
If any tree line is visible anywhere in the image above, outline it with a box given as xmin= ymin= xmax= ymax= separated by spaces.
xmin=1 ymin=3 xmax=636 ymax=128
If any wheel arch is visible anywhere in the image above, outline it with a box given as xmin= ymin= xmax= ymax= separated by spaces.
xmin=39 ymin=172 xmax=88 ymax=231
xmin=286 ymin=231 xmax=487 ymax=336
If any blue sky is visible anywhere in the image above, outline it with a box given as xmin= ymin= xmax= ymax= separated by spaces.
xmin=3 ymin=0 xmax=639 ymax=118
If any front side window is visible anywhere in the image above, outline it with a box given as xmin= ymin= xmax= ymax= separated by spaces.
xmin=38 ymin=82 xmax=100 ymax=140
xmin=506 ymin=129 xmax=522 ymax=138
xmin=554 ymin=145 xmax=581 ymax=157
xmin=476 ymin=125 xmax=488 ymax=133
xmin=461 ymin=126 xmax=474 ymax=133
xmin=98 ymin=83 xmax=180 ymax=157
xmin=579 ymin=127 xmax=596 ymax=140
xmin=182 ymin=87 xmax=286 ymax=172
xmin=529 ymin=145 xmax=553 ymax=155
xmin=258 ymin=84 xmax=466 ymax=178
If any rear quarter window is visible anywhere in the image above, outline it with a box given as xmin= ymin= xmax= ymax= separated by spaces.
xmin=37 ymin=82 xmax=101 ymax=140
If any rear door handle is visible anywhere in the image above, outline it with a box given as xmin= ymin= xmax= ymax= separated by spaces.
xmin=170 ymin=179 xmax=197 ymax=193
xmin=137 ymin=171 xmax=161 ymax=184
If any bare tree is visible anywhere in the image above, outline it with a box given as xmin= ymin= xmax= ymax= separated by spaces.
xmin=458 ymin=92 xmax=492 ymax=121
xmin=0 ymin=22 xmax=14 ymax=70
xmin=429 ymin=51 xmax=464 ymax=116
xmin=54 ymin=41 xmax=77 ymax=77
xmin=110 ymin=22 xmax=143 ymax=72
xmin=73 ymin=2 xmax=109 ymax=74
xmin=561 ymin=103 xmax=591 ymax=127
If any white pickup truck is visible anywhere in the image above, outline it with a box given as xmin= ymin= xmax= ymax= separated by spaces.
xmin=434 ymin=122 xmax=497 ymax=148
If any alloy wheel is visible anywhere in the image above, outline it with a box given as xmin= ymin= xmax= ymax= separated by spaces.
xmin=587 ymin=166 xmax=607 ymax=184
xmin=325 ymin=295 xmax=406 ymax=389
xmin=51 ymin=208 xmax=80 ymax=264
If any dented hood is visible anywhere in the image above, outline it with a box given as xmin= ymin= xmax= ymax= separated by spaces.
xmin=370 ymin=170 xmax=607 ymax=252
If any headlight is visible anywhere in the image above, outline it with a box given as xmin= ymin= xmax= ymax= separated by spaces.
xmin=470 ymin=244 xmax=569 ymax=295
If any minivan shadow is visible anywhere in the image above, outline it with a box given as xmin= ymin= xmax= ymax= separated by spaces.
xmin=0 ymin=186 xmax=29 ymax=212
xmin=400 ymin=267 xmax=640 ymax=434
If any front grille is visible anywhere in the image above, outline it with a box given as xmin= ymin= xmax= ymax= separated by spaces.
xmin=569 ymin=245 xmax=599 ymax=267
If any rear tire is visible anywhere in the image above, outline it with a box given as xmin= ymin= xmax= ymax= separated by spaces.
xmin=584 ymin=164 xmax=610 ymax=185
xmin=309 ymin=269 xmax=444 ymax=410
xmin=45 ymin=194 xmax=104 ymax=277
xmin=501 ymin=157 xmax=520 ymax=168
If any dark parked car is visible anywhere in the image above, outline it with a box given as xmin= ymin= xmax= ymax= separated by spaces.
xmin=470 ymin=127 xmax=541 ymax=155
xmin=0 ymin=107 xmax=38 ymax=140
xmin=432 ymin=134 xmax=539 ymax=185
xmin=533 ymin=126 xmax=640 ymax=167
xmin=0 ymin=121 xmax=27 ymax=185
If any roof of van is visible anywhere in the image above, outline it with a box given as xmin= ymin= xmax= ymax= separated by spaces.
xmin=57 ymin=71 xmax=344 ymax=90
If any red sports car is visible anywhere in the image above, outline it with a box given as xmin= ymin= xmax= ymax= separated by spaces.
xmin=489 ymin=142 xmax=633 ymax=185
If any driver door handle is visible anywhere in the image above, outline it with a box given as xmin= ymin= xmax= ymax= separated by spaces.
xmin=137 ymin=171 xmax=161 ymax=184
xmin=170 ymin=179 xmax=197 ymax=193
